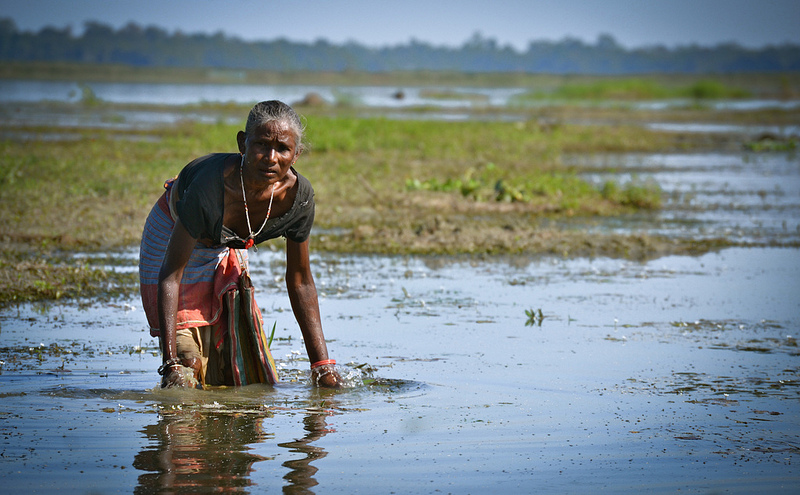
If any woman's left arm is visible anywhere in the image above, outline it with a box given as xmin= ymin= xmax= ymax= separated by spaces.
xmin=285 ymin=238 xmax=341 ymax=387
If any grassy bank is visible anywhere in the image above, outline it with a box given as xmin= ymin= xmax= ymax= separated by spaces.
xmin=0 ymin=105 xmax=779 ymax=306
xmin=1 ymin=116 xmax=672 ymax=244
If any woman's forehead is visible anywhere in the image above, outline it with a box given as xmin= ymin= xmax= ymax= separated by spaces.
xmin=250 ymin=121 xmax=295 ymax=141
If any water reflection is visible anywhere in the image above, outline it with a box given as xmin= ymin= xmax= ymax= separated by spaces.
xmin=133 ymin=401 xmax=335 ymax=494
xmin=279 ymin=411 xmax=335 ymax=494
xmin=133 ymin=410 xmax=272 ymax=493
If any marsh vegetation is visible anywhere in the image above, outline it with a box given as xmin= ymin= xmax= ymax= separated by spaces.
xmin=1 ymin=70 xmax=798 ymax=306
xmin=1 ymin=68 xmax=799 ymax=492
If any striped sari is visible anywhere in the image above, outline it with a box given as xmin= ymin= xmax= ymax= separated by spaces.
xmin=139 ymin=182 xmax=278 ymax=385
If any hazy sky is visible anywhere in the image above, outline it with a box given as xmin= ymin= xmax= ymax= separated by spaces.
xmin=2 ymin=0 xmax=798 ymax=50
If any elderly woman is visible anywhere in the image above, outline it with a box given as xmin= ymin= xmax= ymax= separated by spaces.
xmin=139 ymin=100 xmax=341 ymax=388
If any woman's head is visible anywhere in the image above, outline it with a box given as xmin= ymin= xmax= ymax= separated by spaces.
xmin=245 ymin=100 xmax=305 ymax=153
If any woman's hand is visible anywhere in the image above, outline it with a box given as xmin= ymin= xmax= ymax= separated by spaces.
xmin=160 ymin=364 xmax=200 ymax=389
xmin=312 ymin=364 xmax=343 ymax=389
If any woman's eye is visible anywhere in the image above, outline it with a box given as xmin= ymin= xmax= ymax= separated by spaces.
xmin=252 ymin=141 xmax=292 ymax=156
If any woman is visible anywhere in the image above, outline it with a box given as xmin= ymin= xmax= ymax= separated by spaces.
xmin=139 ymin=100 xmax=341 ymax=388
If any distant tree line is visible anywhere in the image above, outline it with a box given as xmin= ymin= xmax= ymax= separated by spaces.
xmin=1 ymin=18 xmax=798 ymax=74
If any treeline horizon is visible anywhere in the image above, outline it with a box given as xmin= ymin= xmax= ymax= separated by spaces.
xmin=1 ymin=17 xmax=799 ymax=74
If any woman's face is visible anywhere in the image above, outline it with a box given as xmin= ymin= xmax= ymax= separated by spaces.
xmin=240 ymin=121 xmax=298 ymax=184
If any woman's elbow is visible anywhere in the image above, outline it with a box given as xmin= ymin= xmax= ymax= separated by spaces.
xmin=286 ymin=271 xmax=316 ymax=295
xmin=158 ymin=267 xmax=183 ymax=296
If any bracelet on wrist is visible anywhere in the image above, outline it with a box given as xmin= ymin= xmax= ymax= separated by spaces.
xmin=310 ymin=359 xmax=336 ymax=369
xmin=158 ymin=357 xmax=182 ymax=376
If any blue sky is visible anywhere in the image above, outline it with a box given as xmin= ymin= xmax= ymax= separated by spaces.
xmin=1 ymin=0 xmax=798 ymax=50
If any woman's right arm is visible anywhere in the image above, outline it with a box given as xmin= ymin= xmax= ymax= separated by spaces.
xmin=157 ymin=218 xmax=197 ymax=387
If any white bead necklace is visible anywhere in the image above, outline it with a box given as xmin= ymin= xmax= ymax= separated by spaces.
xmin=239 ymin=154 xmax=274 ymax=250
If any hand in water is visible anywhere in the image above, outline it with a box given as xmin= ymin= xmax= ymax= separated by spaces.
xmin=161 ymin=365 xmax=200 ymax=389
xmin=312 ymin=364 xmax=343 ymax=389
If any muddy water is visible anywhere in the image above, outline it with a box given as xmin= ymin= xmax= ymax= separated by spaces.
xmin=2 ymin=149 xmax=800 ymax=493
xmin=1 ymin=246 xmax=798 ymax=493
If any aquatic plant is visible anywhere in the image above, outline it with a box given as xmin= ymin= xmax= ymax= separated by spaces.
xmin=743 ymin=137 xmax=797 ymax=152
xmin=268 ymin=321 xmax=277 ymax=348
xmin=600 ymin=179 xmax=662 ymax=209
xmin=331 ymin=89 xmax=362 ymax=108
xmin=525 ymin=308 xmax=545 ymax=327
xmin=405 ymin=161 xmax=660 ymax=210
xmin=78 ymin=83 xmax=102 ymax=106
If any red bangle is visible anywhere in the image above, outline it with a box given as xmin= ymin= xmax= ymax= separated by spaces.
xmin=310 ymin=359 xmax=336 ymax=369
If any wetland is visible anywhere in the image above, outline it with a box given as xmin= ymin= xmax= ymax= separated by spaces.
xmin=0 ymin=70 xmax=799 ymax=492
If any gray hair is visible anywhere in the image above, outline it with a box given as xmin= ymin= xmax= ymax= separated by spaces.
xmin=245 ymin=100 xmax=305 ymax=152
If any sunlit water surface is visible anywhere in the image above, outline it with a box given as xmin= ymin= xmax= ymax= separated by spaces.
xmin=1 ymin=246 xmax=798 ymax=493
xmin=566 ymin=152 xmax=800 ymax=247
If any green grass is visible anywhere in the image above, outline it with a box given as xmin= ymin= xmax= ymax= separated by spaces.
xmin=1 ymin=65 xmax=798 ymax=307
xmin=511 ymin=77 xmax=753 ymax=103
xmin=404 ymin=161 xmax=621 ymax=209
xmin=295 ymin=116 xmax=676 ymax=231
xmin=0 ymin=107 xmax=757 ymax=306
xmin=0 ymin=114 xmax=707 ymax=252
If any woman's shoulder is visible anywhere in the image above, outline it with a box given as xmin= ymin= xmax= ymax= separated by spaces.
xmin=180 ymin=153 xmax=233 ymax=180
xmin=175 ymin=153 xmax=234 ymax=241
xmin=292 ymin=167 xmax=315 ymax=200
xmin=177 ymin=153 xmax=237 ymax=197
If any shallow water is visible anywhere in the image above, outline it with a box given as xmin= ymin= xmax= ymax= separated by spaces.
xmin=568 ymin=151 xmax=800 ymax=246
xmin=3 ymin=80 xmax=799 ymax=135
xmin=0 ymin=80 xmax=521 ymax=108
xmin=1 ymin=245 xmax=798 ymax=493
xmin=4 ymin=80 xmax=799 ymax=112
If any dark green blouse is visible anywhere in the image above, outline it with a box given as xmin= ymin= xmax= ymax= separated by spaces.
xmin=174 ymin=153 xmax=315 ymax=248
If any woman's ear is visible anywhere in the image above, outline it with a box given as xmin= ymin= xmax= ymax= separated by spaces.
xmin=236 ymin=130 xmax=247 ymax=154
